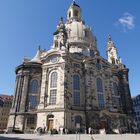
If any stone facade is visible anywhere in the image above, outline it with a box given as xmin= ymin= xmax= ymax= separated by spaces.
xmin=7 ymin=1 xmax=134 ymax=133
xmin=132 ymin=95 xmax=140 ymax=132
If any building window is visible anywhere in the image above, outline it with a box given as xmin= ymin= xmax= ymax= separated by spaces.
xmin=69 ymin=12 xmax=71 ymax=18
xmin=75 ymin=115 xmax=82 ymax=126
xmin=84 ymin=30 xmax=89 ymax=37
xmin=96 ymin=78 xmax=103 ymax=92
xmin=98 ymin=94 xmax=105 ymax=109
xmin=49 ymin=89 xmax=57 ymax=105
xmin=73 ymin=75 xmax=80 ymax=90
xmin=50 ymin=72 xmax=58 ymax=88
xmin=73 ymin=75 xmax=80 ymax=106
xmin=74 ymin=10 xmax=78 ymax=17
xmin=96 ymin=78 xmax=105 ymax=109
xmin=113 ymin=82 xmax=119 ymax=96
xmin=27 ymin=116 xmax=35 ymax=125
xmin=90 ymin=50 xmax=95 ymax=57
xmin=96 ymin=59 xmax=101 ymax=70
xmin=73 ymin=91 xmax=80 ymax=106
xmin=29 ymin=80 xmax=38 ymax=93
xmin=49 ymin=72 xmax=58 ymax=105
xmin=28 ymin=95 xmax=37 ymax=109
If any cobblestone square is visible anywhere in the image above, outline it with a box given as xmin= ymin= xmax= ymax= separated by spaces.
xmin=0 ymin=134 xmax=140 ymax=140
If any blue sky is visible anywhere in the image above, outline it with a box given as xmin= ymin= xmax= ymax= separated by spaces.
xmin=0 ymin=0 xmax=140 ymax=96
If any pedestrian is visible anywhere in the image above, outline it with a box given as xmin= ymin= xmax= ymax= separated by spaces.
xmin=39 ymin=128 xmax=42 ymax=135
xmin=50 ymin=128 xmax=53 ymax=136
xmin=88 ymin=127 xmax=91 ymax=134
xmin=43 ymin=126 xmax=46 ymax=134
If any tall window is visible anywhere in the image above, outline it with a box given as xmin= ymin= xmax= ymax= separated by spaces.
xmin=74 ymin=10 xmax=78 ymax=17
xmin=28 ymin=95 xmax=37 ymax=109
xmin=113 ymin=82 xmax=119 ymax=96
xmin=69 ymin=12 xmax=71 ymax=18
xmin=49 ymin=72 xmax=58 ymax=105
xmin=73 ymin=75 xmax=80 ymax=106
xmin=73 ymin=75 xmax=80 ymax=90
xmin=29 ymin=80 xmax=38 ymax=93
xmin=112 ymin=82 xmax=120 ymax=109
xmin=50 ymin=72 xmax=57 ymax=88
xmin=28 ymin=80 xmax=38 ymax=110
xmin=96 ymin=59 xmax=101 ymax=70
xmin=49 ymin=90 xmax=57 ymax=105
xmin=98 ymin=94 xmax=105 ymax=109
xmin=84 ymin=30 xmax=89 ymax=37
xmin=96 ymin=78 xmax=105 ymax=109
xmin=97 ymin=78 xmax=103 ymax=92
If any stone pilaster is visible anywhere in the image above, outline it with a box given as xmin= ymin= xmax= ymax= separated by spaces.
xmin=20 ymin=71 xmax=30 ymax=112
xmin=11 ymin=76 xmax=19 ymax=111
xmin=38 ymin=67 xmax=48 ymax=109
xmin=13 ymin=74 xmax=23 ymax=112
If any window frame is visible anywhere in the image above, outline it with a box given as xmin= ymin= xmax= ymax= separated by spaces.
xmin=49 ymin=71 xmax=58 ymax=105
xmin=73 ymin=74 xmax=80 ymax=106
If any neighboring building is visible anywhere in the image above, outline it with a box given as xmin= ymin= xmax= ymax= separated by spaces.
xmin=132 ymin=95 xmax=140 ymax=132
xmin=7 ymin=1 xmax=133 ymax=133
xmin=0 ymin=96 xmax=4 ymax=107
xmin=0 ymin=95 xmax=13 ymax=131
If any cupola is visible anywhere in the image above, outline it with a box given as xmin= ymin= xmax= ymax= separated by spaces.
xmin=67 ymin=0 xmax=81 ymax=22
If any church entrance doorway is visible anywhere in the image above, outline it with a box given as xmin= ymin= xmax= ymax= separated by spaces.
xmin=47 ymin=114 xmax=54 ymax=130
xmin=48 ymin=120 xmax=54 ymax=130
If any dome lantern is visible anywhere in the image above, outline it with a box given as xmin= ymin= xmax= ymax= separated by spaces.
xmin=67 ymin=0 xmax=82 ymax=22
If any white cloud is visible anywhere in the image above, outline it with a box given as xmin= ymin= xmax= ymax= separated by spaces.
xmin=117 ymin=13 xmax=135 ymax=31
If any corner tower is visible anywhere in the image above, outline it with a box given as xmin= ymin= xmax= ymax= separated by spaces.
xmin=107 ymin=35 xmax=119 ymax=65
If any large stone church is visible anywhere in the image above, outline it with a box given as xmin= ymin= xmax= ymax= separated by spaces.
xmin=7 ymin=1 xmax=133 ymax=133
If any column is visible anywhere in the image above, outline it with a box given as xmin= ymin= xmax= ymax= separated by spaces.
xmin=20 ymin=71 xmax=30 ymax=112
xmin=38 ymin=67 xmax=48 ymax=109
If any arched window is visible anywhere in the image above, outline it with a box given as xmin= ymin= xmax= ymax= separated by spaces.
xmin=73 ymin=75 xmax=80 ymax=106
xmin=75 ymin=115 xmax=82 ymax=126
xmin=111 ymin=57 xmax=115 ymax=64
xmin=54 ymin=40 xmax=58 ymax=48
xmin=96 ymin=78 xmax=103 ymax=92
xmin=113 ymin=82 xmax=119 ymax=96
xmin=29 ymin=80 xmax=38 ymax=93
xmin=49 ymin=72 xmax=58 ymax=105
xmin=50 ymin=72 xmax=58 ymax=88
xmin=69 ymin=12 xmax=71 ymax=18
xmin=74 ymin=10 xmax=78 ymax=17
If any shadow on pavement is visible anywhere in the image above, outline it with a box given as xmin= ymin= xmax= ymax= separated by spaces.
xmin=0 ymin=136 xmax=37 ymax=140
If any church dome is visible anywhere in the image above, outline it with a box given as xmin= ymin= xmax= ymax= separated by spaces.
xmin=66 ymin=1 xmax=95 ymax=45
xmin=66 ymin=21 xmax=94 ymax=44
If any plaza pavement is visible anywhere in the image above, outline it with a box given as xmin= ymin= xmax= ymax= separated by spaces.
xmin=0 ymin=134 xmax=140 ymax=140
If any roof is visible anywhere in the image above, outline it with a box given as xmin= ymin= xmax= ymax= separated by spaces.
xmin=0 ymin=94 xmax=13 ymax=101
xmin=30 ymin=47 xmax=42 ymax=63
xmin=72 ymin=1 xmax=80 ymax=7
